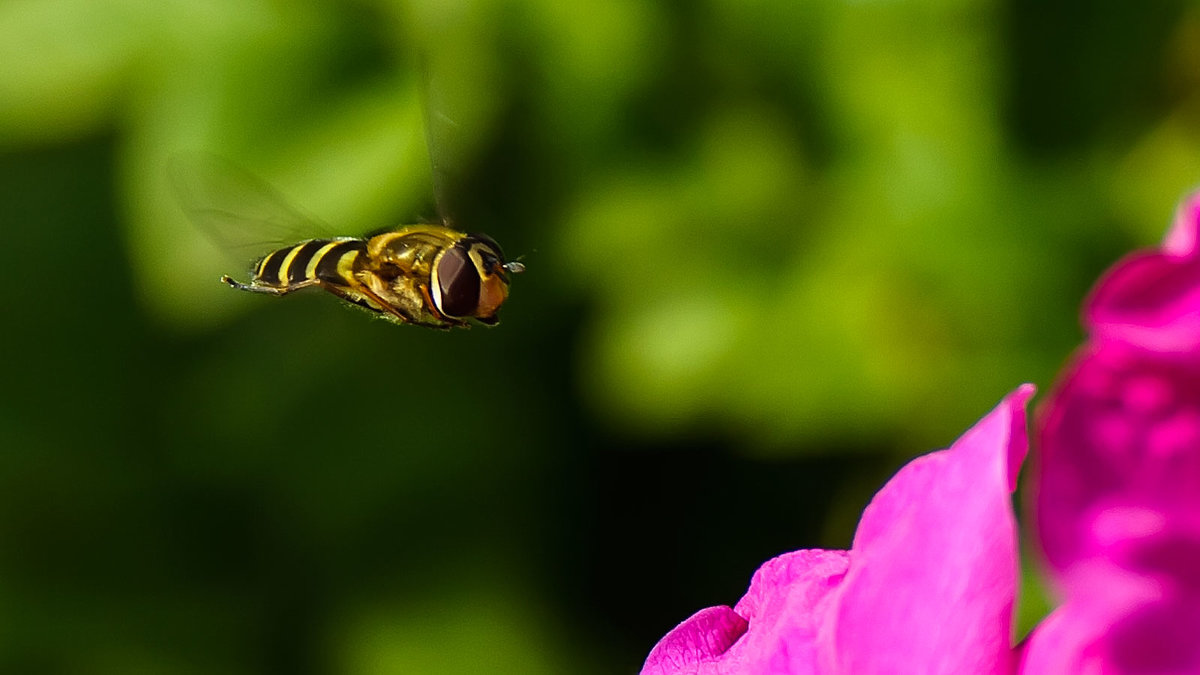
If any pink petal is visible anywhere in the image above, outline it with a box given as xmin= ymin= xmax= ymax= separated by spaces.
xmin=729 ymin=550 xmax=850 ymax=674
xmin=641 ymin=550 xmax=849 ymax=675
xmin=1086 ymin=191 xmax=1200 ymax=354
xmin=1163 ymin=190 xmax=1200 ymax=257
xmin=1028 ymin=192 xmax=1200 ymax=673
xmin=821 ymin=385 xmax=1034 ymax=675
xmin=1034 ymin=345 xmax=1200 ymax=573
xmin=641 ymin=386 xmax=1034 ymax=674
xmin=642 ymin=606 xmax=749 ymax=675
xmin=1107 ymin=593 xmax=1200 ymax=673
xmin=1020 ymin=556 xmax=1200 ymax=675
xmin=1018 ymin=605 xmax=1108 ymax=675
xmin=1020 ymin=560 xmax=1163 ymax=674
xmin=1085 ymin=253 xmax=1200 ymax=354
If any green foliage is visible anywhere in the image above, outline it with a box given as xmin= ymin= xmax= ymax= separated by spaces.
xmin=2 ymin=0 xmax=1199 ymax=672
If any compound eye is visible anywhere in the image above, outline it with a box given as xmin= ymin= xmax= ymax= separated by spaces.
xmin=435 ymin=245 xmax=481 ymax=318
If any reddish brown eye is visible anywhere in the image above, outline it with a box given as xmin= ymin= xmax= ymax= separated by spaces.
xmin=435 ymin=245 xmax=480 ymax=318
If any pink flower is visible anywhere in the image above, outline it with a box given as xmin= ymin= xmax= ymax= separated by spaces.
xmin=642 ymin=385 xmax=1034 ymax=675
xmin=1085 ymin=192 xmax=1200 ymax=355
xmin=641 ymin=191 xmax=1200 ymax=674
xmin=1023 ymin=191 xmax=1200 ymax=673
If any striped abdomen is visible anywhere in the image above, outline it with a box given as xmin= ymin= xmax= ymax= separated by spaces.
xmin=252 ymin=238 xmax=366 ymax=288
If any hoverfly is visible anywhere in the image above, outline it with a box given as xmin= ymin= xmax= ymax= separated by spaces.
xmin=222 ymin=225 xmax=524 ymax=329
xmin=173 ymin=158 xmax=525 ymax=330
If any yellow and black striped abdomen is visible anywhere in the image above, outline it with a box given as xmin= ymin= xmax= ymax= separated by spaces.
xmin=252 ymin=238 xmax=367 ymax=288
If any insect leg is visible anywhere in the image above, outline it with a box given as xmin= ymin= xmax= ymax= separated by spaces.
xmin=221 ymin=276 xmax=321 ymax=295
xmin=332 ymin=281 xmax=424 ymax=326
xmin=349 ymin=282 xmax=460 ymax=329
xmin=315 ymin=281 xmax=386 ymax=314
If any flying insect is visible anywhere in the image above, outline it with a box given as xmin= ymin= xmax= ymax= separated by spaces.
xmin=172 ymin=156 xmax=524 ymax=329
xmin=222 ymin=225 xmax=524 ymax=328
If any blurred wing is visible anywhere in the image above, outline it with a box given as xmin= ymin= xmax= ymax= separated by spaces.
xmin=419 ymin=58 xmax=463 ymax=228
xmin=169 ymin=154 xmax=335 ymax=256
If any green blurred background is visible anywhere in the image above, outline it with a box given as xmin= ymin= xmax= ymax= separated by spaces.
xmin=2 ymin=0 xmax=1199 ymax=672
